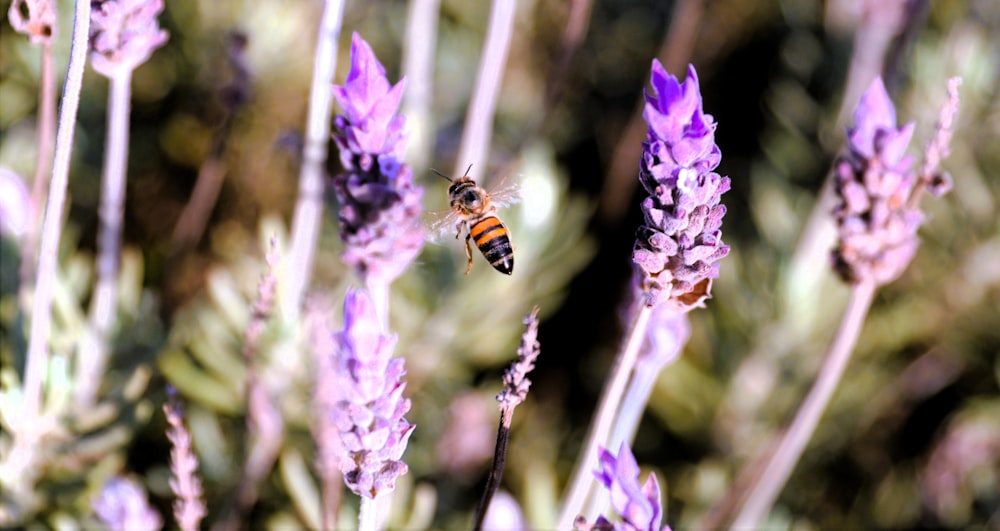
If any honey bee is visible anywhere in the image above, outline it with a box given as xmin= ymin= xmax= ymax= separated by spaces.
xmin=430 ymin=165 xmax=519 ymax=276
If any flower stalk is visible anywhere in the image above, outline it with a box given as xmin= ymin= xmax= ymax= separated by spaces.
xmin=285 ymin=0 xmax=344 ymax=319
xmin=730 ymin=76 xmax=960 ymax=528
xmin=8 ymin=0 xmax=58 ymax=283
xmin=560 ymin=62 xmax=728 ymax=528
xmin=23 ymin=0 xmax=93 ymax=432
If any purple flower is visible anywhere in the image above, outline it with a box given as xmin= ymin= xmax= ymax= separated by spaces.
xmin=831 ymin=77 xmax=931 ymax=285
xmin=330 ymin=288 xmax=414 ymax=498
xmin=331 ymin=33 xmax=424 ymax=286
xmin=92 ymin=476 xmax=163 ymax=531
xmin=575 ymin=443 xmax=670 ymax=531
xmin=90 ymin=0 xmax=169 ymax=77
xmin=633 ymin=62 xmax=730 ymax=309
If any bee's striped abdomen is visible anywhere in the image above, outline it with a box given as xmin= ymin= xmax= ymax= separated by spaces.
xmin=469 ymin=215 xmax=514 ymax=275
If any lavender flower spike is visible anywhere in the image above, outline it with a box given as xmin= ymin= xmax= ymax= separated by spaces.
xmin=633 ymin=62 xmax=730 ymax=309
xmin=831 ymin=77 xmax=930 ymax=285
xmin=574 ymin=443 xmax=671 ymax=531
xmin=90 ymin=0 xmax=169 ymax=77
xmin=332 ymin=33 xmax=424 ymax=286
xmin=331 ymin=288 xmax=414 ymax=498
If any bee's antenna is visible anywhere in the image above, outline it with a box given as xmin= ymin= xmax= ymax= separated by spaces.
xmin=430 ymin=168 xmax=452 ymax=182
xmin=462 ymin=163 xmax=473 ymax=177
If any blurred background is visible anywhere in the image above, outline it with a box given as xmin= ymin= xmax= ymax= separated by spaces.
xmin=1 ymin=0 xmax=998 ymax=528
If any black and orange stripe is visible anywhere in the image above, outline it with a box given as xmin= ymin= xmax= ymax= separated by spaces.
xmin=469 ymin=215 xmax=514 ymax=275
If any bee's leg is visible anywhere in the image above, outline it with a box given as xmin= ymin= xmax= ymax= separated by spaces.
xmin=463 ymin=232 xmax=474 ymax=275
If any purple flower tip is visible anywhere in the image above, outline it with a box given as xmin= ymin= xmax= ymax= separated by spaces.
xmin=332 ymin=32 xmax=408 ymax=160
xmin=332 ymin=33 xmax=424 ymax=285
xmin=330 ymin=288 xmax=413 ymax=498
xmin=634 ymin=63 xmax=729 ymax=309
xmin=577 ymin=443 xmax=669 ymax=531
xmin=831 ymin=76 xmax=953 ymax=285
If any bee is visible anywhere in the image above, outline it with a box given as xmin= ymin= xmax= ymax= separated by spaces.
xmin=431 ymin=164 xmax=519 ymax=276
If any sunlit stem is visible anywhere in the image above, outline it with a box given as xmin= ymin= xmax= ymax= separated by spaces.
xmin=732 ymin=280 xmax=875 ymax=527
xmin=23 ymin=0 xmax=92 ymax=426
xmin=557 ymin=302 xmax=653 ymax=528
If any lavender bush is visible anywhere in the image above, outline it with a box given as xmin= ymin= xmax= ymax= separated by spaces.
xmin=0 ymin=1 xmax=995 ymax=529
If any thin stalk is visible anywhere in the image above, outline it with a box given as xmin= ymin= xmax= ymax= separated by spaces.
xmin=401 ymin=0 xmax=440 ymax=172
xmin=76 ymin=69 xmax=132 ymax=407
xmin=21 ymin=40 xmax=57 ymax=283
xmin=23 ymin=0 xmax=92 ymax=425
xmin=590 ymin=308 xmax=686 ymax=520
xmin=609 ymin=310 xmax=685 ymax=449
xmin=557 ymin=303 xmax=653 ymax=528
xmin=358 ymin=496 xmax=378 ymax=531
xmin=453 ymin=0 xmax=516 ymax=179
xmin=731 ymin=280 xmax=876 ymax=528
xmin=285 ymin=0 xmax=343 ymax=319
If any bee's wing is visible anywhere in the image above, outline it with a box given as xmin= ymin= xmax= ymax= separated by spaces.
xmin=488 ymin=181 xmax=522 ymax=209
xmin=425 ymin=207 xmax=463 ymax=243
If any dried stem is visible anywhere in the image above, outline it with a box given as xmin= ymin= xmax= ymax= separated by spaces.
xmin=473 ymin=411 xmax=513 ymax=531
xmin=169 ymin=157 xmax=226 ymax=251
xmin=306 ymin=298 xmax=343 ymax=529
xmin=474 ymin=306 xmax=541 ymax=530
xmin=543 ymin=0 xmax=593 ymax=111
